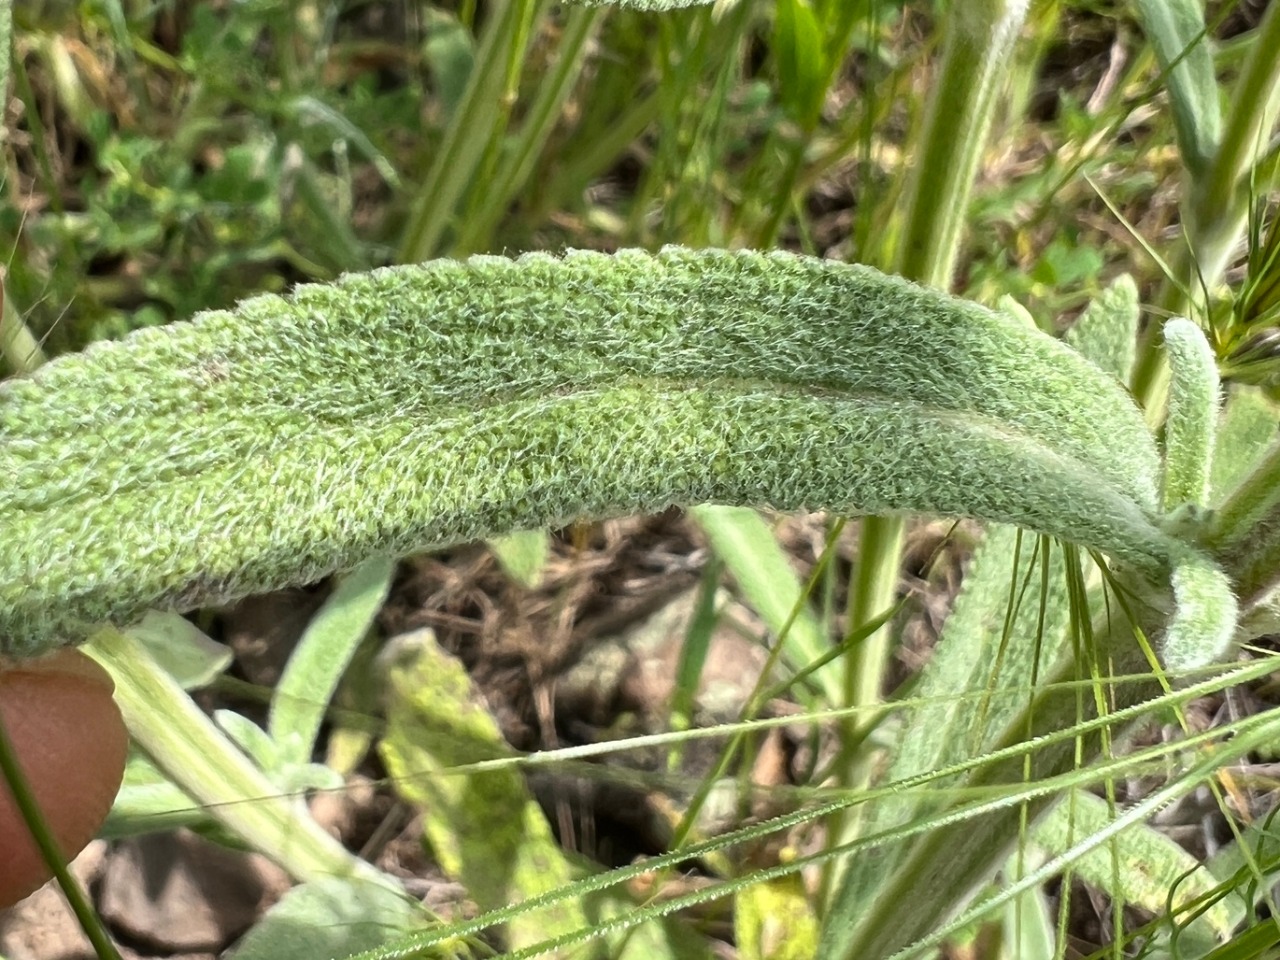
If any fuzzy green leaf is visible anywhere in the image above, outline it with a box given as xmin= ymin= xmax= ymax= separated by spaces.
xmin=1033 ymin=789 xmax=1232 ymax=941
xmin=1209 ymin=387 xmax=1279 ymax=505
xmin=1162 ymin=545 xmax=1238 ymax=675
xmin=0 ymin=248 xmax=1167 ymax=656
xmin=1065 ymin=273 xmax=1139 ymax=383
xmin=1162 ymin=317 xmax=1220 ymax=512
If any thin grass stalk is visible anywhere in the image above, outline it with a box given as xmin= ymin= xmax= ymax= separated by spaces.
xmin=442 ymin=0 xmax=549 ymax=250
xmin=632 ymin=4 xmax=752 ymax=245
xmin=841 ymin=593 xmax=1160 ymax=959
xmin=453 ymin=4 xmax=604 ymax=254
xmin=0 ymin=709 xmax=122 ymax=959
xmin=528 ymin=90 xmax=662 ymax=224
xmin=398 ymin=0 xmax=543 ymax=262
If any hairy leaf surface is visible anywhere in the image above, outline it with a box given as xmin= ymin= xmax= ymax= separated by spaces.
xmin=0 ymin=248 xmax=1166 ymax=655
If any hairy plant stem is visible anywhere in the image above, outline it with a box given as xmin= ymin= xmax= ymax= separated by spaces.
xmin=84 ymin=627 xmax=396 ymax=891
xmin=893 ymin=0 xmax=1029 ymax=288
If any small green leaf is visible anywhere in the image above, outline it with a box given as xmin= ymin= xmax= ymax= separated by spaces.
xmin=489 ymin=528 xmax=551 ymax=588
xmin=379 ymin=629 xmax=588 ymax=950
xmin=1065 ymin=274 xmax=1139 ymax=383
xmin=1210 ymin=387 xmax=1279 ymax=505
xmin=86 ymin=625 xmax=390 ymax=888
xmin=1162 ymin=546 xmax=1237 ymax=674
xmin=226 ymin=876 xmax=437 ymax=960
xmin=735 ymin=869 xmax=820 ymax=960
xmin=126 ymin=611 xmax=233 ymax=690
xmin=269 ymin=555 xmax=395 ymax=767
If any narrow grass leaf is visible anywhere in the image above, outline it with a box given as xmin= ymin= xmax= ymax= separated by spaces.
xmin=668 ymin=559 xmax=723 ymax=734
xmin=126 ymin=611 xmax=233 ymax=690
xmin=1133 ymin=0 xmax=1222 ymax=177
xmin=691 ymin=505 xmax=838 ymax=705
xmin=269 ymin=555 xmax=395 ymax=767
xmin=893 ymin=0 xmax=1030 ymax=286
xmin=773 ymin=0 xmax=827 ymax=130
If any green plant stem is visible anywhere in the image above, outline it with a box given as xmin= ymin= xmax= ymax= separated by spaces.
xmin=749 ymin=133 xmax=808 ymax=248
xmin=819 ymin=512 xmax=905 ymax=906
xmin=843 ymin=516 xmax=906 ymax=739
xmin=84 ymin=626 xmax=396 ymax=891
xmin=1130 ymin=3 xmax=1280 ymax=409
xmin=0 ymin=709 xmax=122 ymax=959
xmin=453 ymin=4 xmax=602 ymax=254
xmin=893 ymin=0 xmax=1028 ymax=287
xmin=826 ymin=0 xmax=1029 ymax=914
xmin=398 ymin=0 xmax=542 ymax=261
xmin=0 ymin=280 xmax=45 ymax=374
xmin=0 ymin=0 xmax=8 ymax=116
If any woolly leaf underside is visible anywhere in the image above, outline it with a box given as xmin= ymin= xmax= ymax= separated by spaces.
xmin=0 ymin=248 xmax=1166 ymax=656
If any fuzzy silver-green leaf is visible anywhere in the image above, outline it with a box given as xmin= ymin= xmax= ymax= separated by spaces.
xmin=0 ymin=247 xmax=1166 ymax=656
